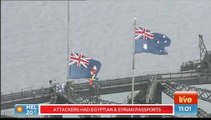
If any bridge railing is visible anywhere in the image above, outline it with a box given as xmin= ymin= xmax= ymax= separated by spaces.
xmin=1 ymin=85 xmax=52 ymax=103
xmin=2 ymin=69 xmax=211 ymax=97
xmin=98 ymin=69 xmax=181 ymax=81
xmin=0 ymin=69 xmax=181 ymax=95
xmin=97 ymin=68 xmax=210 ymax=83
xmin=58 ymin=69 xmax=211 ymax=91
xmin=1 ymin=83 xmax=51 ymax=95
xmin=159 ymin=69 xmax=211 ymax=79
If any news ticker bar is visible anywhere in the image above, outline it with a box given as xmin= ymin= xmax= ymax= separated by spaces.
xmin=15 ymin=104 xmax=174 ymax=115
xmin=14 ymin=91 xmax=198 ymax=116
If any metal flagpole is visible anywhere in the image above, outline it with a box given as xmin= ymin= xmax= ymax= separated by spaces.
xmin=67 ymin=0 xmax=70 ymax=81
xmin=131 ymin=18 xmax=136 ymax=105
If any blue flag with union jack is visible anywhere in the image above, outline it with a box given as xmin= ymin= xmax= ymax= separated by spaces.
xmin=135 ymin=26 xmax=171 ymax=55
xmin=69 ymin=52 xmax=101 ymax=79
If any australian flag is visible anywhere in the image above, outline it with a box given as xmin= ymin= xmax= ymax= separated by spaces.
xmin=135 ymin=26 xmax=171 ymax=55
xmin=69 ymin=52 xmax=101 ymax=79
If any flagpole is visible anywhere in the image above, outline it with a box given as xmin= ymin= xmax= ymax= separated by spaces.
xmin=131 ymin=18 xmax=136 ymax=105
xmin=67 ymin=0 xmax=70 ymax=81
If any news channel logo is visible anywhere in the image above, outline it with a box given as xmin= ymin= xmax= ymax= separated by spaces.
xmin=174 ymin=91 xmax=198 ymax=116
xmin=14 ymin=104 xmax=39 ymax=116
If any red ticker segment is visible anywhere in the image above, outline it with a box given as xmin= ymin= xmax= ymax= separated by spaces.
xmin=174 ymin=91 xmax=198 ymax=104
xmin=39 ymin=104 xmax=173 ymax=115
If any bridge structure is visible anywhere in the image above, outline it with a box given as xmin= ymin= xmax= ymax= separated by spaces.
xmin=1 ymin=35 xmax=211 ymax=118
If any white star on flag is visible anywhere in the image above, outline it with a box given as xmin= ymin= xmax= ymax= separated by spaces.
xmin=143 ymin=43 xmax=148 ymax=50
